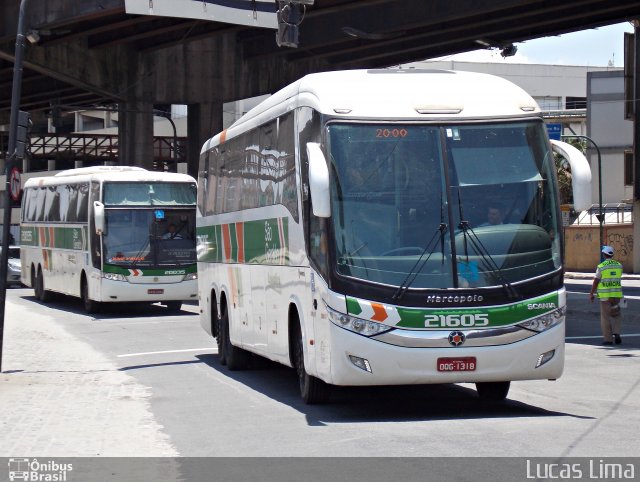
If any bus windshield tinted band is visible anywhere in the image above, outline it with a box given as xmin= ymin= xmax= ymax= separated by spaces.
xmin=103 ymin=182 xmax=196 ymax=206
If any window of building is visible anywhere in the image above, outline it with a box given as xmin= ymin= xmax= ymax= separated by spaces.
xmin=624 ymin=150 xmax=634 ymax=186
xmin=565 ymin=96 xmax=587 ymax=110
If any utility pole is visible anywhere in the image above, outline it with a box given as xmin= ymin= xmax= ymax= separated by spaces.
xmin=1 ymin=0 xmax=30 ymax=372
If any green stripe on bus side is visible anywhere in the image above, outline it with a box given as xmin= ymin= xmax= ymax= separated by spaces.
xmin=20 ymin=225 xmax=87 ymax=250
xmin=346 ymin=292 xmax=560 ymax=329
xmin=197 ymin=217 xmax=289 ymax=265
xmin=103 ymin=264 xmax=197 ymax=276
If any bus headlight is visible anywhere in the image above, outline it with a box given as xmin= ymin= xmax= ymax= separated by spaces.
xmin=327 ymin=305 xmax=392 ymax=337
xmin=518 ymin=306 xmax=565 ymax=332
xmin=103 ymin=272 xmax=127 ymax=282
xmin=183 ymin=273 xmax=198 ymax=281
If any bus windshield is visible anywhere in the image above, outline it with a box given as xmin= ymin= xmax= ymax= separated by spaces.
xmin=103 ymin=208 xmax=196 ymax=267
xmin=327 ymin=121 xmax=561 ymax=289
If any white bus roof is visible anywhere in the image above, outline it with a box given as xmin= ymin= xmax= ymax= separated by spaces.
xmin=203 ymin=69 xmax=541 ymax=152
xmin=24 ymin=166 xmax=196 ymax=189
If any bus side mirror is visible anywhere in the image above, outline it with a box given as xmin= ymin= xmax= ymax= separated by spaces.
xmin=550 ymin=140 xmax=592 ymax=212
xmin=306 ymin=142 xmax=330 ymax=218
xmin=94 ymin=201 xmax=105 ymax=235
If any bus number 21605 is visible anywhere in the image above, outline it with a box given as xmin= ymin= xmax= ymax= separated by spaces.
xmin=424 ymin=313 xmax=489 ymax=328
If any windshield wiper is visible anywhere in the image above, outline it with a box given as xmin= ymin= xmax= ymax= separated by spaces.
xmin=392 ymin=223 xmax=447 ymax=302
xmin=457 ymin=221 xmax=518 ymax=299
xmin=454 ymin=188 xmax=517 ymax=298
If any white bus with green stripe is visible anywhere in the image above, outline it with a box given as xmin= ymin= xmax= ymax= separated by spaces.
xmin=197 ymin=69 xmax=591 ymax=403
xmin=20 ymin=166 xmax=198 ymax=313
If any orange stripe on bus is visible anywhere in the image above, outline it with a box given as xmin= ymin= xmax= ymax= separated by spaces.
xmin=220 ymin=129 xmax=227 ymax=144
xmin=370 ymin=303 xmax=388 ymax=322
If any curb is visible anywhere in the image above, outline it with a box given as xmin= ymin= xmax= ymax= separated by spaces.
xmin=565 ymin=272 xmax=640 ymax=281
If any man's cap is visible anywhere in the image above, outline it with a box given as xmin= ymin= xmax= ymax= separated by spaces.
xmin=601 ymin=245 xmax=614 ymax=256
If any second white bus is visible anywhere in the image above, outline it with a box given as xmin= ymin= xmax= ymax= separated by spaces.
xmin=21 ymin=166 xmax=198 ymax=313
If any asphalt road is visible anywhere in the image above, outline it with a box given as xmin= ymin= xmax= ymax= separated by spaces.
xmin=2 ymin=284 xmax=639 ymax=460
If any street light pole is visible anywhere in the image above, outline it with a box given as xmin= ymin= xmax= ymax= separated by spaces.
xmin=1 ymin=0 xmax=30 ymax=373
xmin=561 ymin=134 xmax=604 ymax=261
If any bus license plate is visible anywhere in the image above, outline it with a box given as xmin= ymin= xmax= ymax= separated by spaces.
xmin=437 ymin=357 xmax=476 ymax=372
xmin=148 ymin=289 xmax=164 ymax=294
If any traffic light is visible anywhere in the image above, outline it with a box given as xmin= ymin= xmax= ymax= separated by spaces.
xmin=15 ymin=110 xmax=31 ymax=160
xmin=275 ymin=1 xmax=314 ymax=48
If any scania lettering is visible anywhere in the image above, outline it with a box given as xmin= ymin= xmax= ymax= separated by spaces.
xmin=197 ymin=69 xmax=591 ymax=403
xmin=20 ymin=166 xmax=198 ymax=314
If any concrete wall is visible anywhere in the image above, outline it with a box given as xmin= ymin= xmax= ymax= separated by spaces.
xmin=564 ymin=224 xmax=634 ymax=272
xmin=587 ymin=71 xmax=634 ymax=204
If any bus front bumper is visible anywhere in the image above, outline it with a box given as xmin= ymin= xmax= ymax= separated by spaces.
xmin=322 ymin=322 xmax=565 ymax=386
xmin=98 ymin=278 xmax=198 ymax=303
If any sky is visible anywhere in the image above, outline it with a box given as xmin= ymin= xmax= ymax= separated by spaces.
xmin=430 ymin=22 xmax=635 ymax=67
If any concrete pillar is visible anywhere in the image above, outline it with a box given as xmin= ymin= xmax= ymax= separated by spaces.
xmin=187 ymin=102 xmax=223 ymax=179
xmin=118 ymin=99 xmax=154 ymax=170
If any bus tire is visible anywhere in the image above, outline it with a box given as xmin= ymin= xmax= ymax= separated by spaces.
xmin=292 ymin=321 xmax=330 ymax=404
xmin=216 ymin=308 xmax=227 ymax=366
xmin=36 ymin=268 xmax=53 ymax=303
xmin=165 ymin=301 xmax=182 ymax=312
xmin=476 ymin=381 xmax=510 ymax=401
xmin=31 ymin=265 xmax=40 ymax=299
xmin=221 ymin=305 xmax=248 ymax=371
xmin=81 ymin=278 xmax=100 ymax=314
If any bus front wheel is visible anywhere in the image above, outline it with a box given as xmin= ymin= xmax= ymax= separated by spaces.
xmin=293 ymin=322 xmax=330 ymax=404
xmin=221 ymin=306 xmax=248 ymax=370
xmin=165 ymin=301 xmax=182 ymax=312
xmin=82 ymin=279 xmax=100 ymax=314
xmin=476 ymin=381 xmax=510 ymax=401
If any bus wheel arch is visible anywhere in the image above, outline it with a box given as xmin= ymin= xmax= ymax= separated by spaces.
xmin=289 ymin=304 xmax=330 ymax=404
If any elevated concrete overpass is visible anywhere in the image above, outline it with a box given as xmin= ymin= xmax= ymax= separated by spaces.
xmin=1 ymin=0 xmax=640 ymax=177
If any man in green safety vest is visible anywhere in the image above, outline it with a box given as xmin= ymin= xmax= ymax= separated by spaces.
xmin=588 ymin=245 xmax=623 ymax=345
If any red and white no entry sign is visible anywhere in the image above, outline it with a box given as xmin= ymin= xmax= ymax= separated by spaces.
xmin=9 ymin=166 xmax=21 ymax=202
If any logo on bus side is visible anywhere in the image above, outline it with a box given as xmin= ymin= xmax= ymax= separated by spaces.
xmin=424 ymin=313 xmax=489 ymax=328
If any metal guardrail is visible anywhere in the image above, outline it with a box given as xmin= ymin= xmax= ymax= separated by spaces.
xmin=1 ymin=132 xmax=187 ymax=171
xmin=573 ymin=203 xmax=632 ymax=225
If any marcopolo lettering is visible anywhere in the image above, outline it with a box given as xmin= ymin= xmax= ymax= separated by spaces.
xmin=426 ymin=294 xmax=484 ymax=304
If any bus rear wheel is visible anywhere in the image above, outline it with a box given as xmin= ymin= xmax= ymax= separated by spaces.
xmin=476 ymin=381 xmax=510 ymax=401
xmin=293 ymin=322 xmax=330 ymax=404
xmin=82 ymin=279 xmax=100 ymax=314
xmin=216 ymin=311 xmax=227 ymax=366
xmin=221 ymin=307 xmax=248 ymax=370
xmin=36 ymin=268 xmax=53 ymax=303
xmin=32 ymin=266 xmax=40 ymax=299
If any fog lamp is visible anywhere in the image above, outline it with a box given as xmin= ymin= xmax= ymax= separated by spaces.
xmin=535 ymin=349 xmax=555 ymax=368
xmin=348 ymin=355 xmax=372 ymax=373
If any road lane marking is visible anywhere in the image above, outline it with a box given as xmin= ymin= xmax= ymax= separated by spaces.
xmin=118 ymin=348 xmax=216 ymax=358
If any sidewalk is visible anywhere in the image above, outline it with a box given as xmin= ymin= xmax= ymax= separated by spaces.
xmin=0 ymin=295 xmax=178 ymax=457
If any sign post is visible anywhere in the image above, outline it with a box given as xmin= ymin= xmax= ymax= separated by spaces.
xmin=1 ymin=0 xmax=30 ymax=373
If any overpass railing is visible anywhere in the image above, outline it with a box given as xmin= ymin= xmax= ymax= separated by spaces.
xmin=1 ymin=132 xmax=187 ymax=172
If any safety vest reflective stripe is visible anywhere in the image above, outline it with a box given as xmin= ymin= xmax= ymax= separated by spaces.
xmin=597 ymin=260 xmax=623 ymax=299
